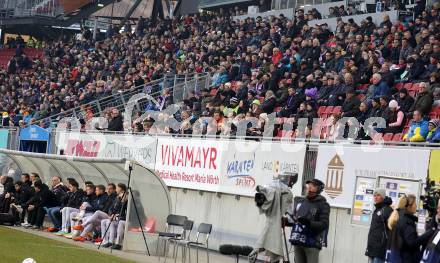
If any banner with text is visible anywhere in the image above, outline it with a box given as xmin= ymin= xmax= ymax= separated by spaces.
xmin=155 ymin=138 xmax=306 ymax=196
xmin=315 ymin=145 xmax=430 ymax=208
xmin=56 ymin=132 xmax=157 ymax=169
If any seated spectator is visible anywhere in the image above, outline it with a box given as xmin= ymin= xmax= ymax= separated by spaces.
xmin=403 ymin=110 xmax=429 ymax=142
xmin=326 ymin=113 xmax=343 ymax=141
xmin=371 ymin=73 xmax=390 ymax=100
xmin=356 ymin=102 xmax=371 ymax=140
xmin=385 ymin=100 xmax=405 ymax=134
xmin=101 ymin=183 xmax=128 ymax=250
xmin=409 ymin=82 xmax=434 ymax=117
xmin=0 ymin=175 xmax=15 ymax=213
xmin=395 ymin=88 xmax=414 ymax=114
xmin=261 ymin=90 xmax=277 ymax=114
xmin=341 ymin=88 xmax=361 ymax=117
xmin=427 ymin=120 xmax=440 ymax=143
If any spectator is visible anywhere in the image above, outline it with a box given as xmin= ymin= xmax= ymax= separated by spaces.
xmin=386 ymin=194 xmax=433 ymax=263
xmin=107 ymin=109 xmax=124 ymax=132
xmin=365 ymin=188 xmax=393 ymax=263
xmin=404 ymin=110 xmax=429 ymax=142
xmin=261 ymin=90 xmax=277 ymax=114
xmin=395 ymin=88 xmax=415 ymax=114
xmin=426 ymin=119 xmax=440 ymax=143
xmin=371 ymin=73 xmax=390 ymax=99
xmin=409 ymin=82 xmax=434 ymax=116
xmin=341 ymin=88 xmax=361 ymax=117
xmin=385 ymin=100 xmax=405 ymax=134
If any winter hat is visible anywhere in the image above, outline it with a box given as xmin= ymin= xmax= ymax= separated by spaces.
xmin=389 ymin=100 xmax=399 ymax=109
xmin=429 ymin=119 xmax=439 ymax=128
xmin=230 ymin=97 xmax=238 ymax=104
xmin=374 ymin=188 xmax=386 ymax=198
xmin=252 ymin=99 xmax=261 ymax=106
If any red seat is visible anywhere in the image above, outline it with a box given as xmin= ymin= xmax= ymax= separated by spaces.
xmin=323 ymin=106 xmax=334 ymax=118
xmin=332 ymin=106 xmax=341 ymax=115
xmin=371 ymin=133 xmax=383 ymax=143
xmin=392 ymin=133 xmax=403 ymax=141
xmin=403 ymin=83 xmax=413 ymax=90
xmin=357 ymin=94 xmax=366 ymax=101
xmin=411 ymin=83 xmax=420 ymax=91
xmin=317 ymin=106 xmax=326 ymax=116
xmin=395 ymin=83 xmax=404 ymax=90
xmin=383 ymin=133 xmax=394 ymax=141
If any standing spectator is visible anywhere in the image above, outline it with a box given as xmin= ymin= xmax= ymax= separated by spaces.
xmin=107 ymin=109 xmax=123 ymax=132
xmin=365 ymin=188 xmax=393 ymax=263
xmin=386 ymin=194 xmax=433 ymax=263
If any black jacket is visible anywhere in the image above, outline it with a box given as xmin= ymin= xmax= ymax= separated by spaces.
xmin=291 ymin=195 xmax=330 ymax=249
xmin=365 ymin=197 xmax=393 ymax=259
xmin=32 ymin=184 xmax=59 ymax=208
xmin=108 ymin=115 xmax=124 ymax=131
xmin=13 ymin=186 xmax=33 ymax=207
xmin=396 ymin=95 xmax=415 ymax=114
xmin=261 ymin=97 xmax=277 ymax=114
xmin=387 ymin=210 xmax=433 ymax=263
xmin=342 ymin=97 xmax=361 ymax=117
xmin=103 ymin=193 xmax=117 ymax=214
xmin=86 ymin=193 xmax=108 ymax=213
xmin=52 ymin=184 xmax=68 ymax=204
xmin=62 ymin=189 xmax=85 ymax=209
xmin=109 ymin=196 xmax=128 ymax=221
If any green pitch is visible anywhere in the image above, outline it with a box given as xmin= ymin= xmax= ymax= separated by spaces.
xmin=0 ymin=227 xmax=134 ymax=263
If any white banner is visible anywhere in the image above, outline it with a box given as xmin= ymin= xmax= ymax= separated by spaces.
xmin=315 ymin=145 xmax=430 ymax=208
xmin=56 ymin=132 xmax=157 ymax=169
xmin=155 ymin=138 xmax=306 ymax=196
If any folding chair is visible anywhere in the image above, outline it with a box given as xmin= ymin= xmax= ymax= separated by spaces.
xmin=157 ymin=214 xmax=187 ymax=261
xmin=182 ymin=223 xmax=212 ymax=263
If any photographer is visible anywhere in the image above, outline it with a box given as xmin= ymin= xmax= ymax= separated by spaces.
xmin=287 ymin=179 xmax=330 ymax=263
xmin=365 ymin=188 xmax=393 ymax=263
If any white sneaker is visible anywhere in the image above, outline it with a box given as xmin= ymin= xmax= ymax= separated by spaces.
xmin=21 ymin=223 xmax=31 ymax=227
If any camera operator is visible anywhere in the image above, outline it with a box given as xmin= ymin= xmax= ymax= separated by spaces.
xmin=365 ymin=188 xmax=393 ymax=263
xmin=286 ymin=179 xmax=330 ymax=263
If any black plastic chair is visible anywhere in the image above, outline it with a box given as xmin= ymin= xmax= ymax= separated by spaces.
xmin=157 ymin=214 xmax=188 ymax=261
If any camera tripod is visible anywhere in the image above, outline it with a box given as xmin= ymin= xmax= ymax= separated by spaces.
xmin=98 ymin=162 xmax=151 ymax=256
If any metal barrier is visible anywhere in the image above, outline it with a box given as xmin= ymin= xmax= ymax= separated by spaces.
xmin=0 ymin=0 xmax=63 ymax=18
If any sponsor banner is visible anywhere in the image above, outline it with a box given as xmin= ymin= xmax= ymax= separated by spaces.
xmin=315 ymin=145 xmax=430 ymax=208
xmin=56 ymin=132 xmax=157 ymax=169
xmin=0 ymin=129 xmax=9 ymax=149
xmin=155 ymin=138 xmax=306 ymax=196
xmin=429 ymin=150 xmax=440 ymax=183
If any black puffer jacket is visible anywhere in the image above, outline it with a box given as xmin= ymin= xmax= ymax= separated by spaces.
xmin=387 ymin=210 xmax=434 ymax=263
xmin=365 ymin=197 xmax=393 ymax=260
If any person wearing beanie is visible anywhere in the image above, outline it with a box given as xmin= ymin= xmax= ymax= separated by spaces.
xmin=365 ymin=188 xmax=393 ymax=263
xmin=396 ymin=88 xmax=414 ymax=114
xmin=427 ymin=119 xmax=440 ymax=143
xmin=385 ymin=100 xmax=406 ymax=134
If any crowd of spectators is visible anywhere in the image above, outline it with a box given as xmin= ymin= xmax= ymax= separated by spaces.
xmin=0 ymin=2 xmax=439 ymax=143
xmin=0 ymin=173 xmax=128 ymax=249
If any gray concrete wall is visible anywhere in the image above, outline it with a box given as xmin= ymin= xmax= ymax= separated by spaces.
xmin=170 ymin=187 xmax=370 ymax=263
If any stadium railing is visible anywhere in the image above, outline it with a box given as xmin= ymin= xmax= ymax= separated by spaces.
xmin=40 ymin=72 xmax=211 ymax=128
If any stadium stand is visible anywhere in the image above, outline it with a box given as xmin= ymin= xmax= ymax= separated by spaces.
xmin=0 ymin=3 xmax=439 ymax=143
